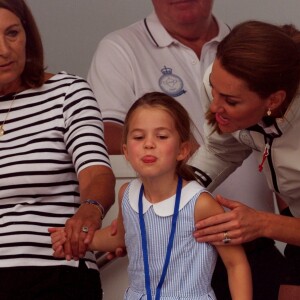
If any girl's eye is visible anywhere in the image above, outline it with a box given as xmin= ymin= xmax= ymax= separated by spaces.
xmin=157 ymin=135 xmax=168 ymax=139
xmin=133 ymin=136 xmax=143 ymax=140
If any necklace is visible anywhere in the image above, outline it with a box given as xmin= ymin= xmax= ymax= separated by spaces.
xmin=0 ymin=94 xmax=17 ymax=137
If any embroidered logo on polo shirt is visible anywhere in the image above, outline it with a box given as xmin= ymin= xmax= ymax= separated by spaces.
xmin=159 ymin=66 xmax=186 ymax=97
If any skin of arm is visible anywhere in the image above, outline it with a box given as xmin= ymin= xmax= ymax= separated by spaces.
xmin=104 ymin=122 xmax=124 ymax=155
xmin=50 ymin=181 xmax=125 ymax=258
xmin=194 ymin=192 xmax=252 ymax=300
xmin=63 ymin=165 xmax=116 ymax=260
xmin=194 ymin=195 xmax=300 ymax=247
xmin=89 ymin=183 xmax=127 ymax=252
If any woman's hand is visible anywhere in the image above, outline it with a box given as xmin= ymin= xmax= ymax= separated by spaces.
xmin=64 ymin=203 xmax=102 ymax=261
xmin=193 ymin=195 xmax=263 ymax=245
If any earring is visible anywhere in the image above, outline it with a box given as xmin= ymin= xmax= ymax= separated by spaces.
xmin=267 ymin=108 xmax=272 ymax=116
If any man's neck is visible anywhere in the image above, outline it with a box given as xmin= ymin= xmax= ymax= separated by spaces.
xmin=166 ymin=16 xmax=219 ymax=57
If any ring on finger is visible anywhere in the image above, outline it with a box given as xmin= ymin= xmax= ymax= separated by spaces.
xmin=222 ymin=231 xmax=231 ymax=244
xmin=81 ymin=226 xmax=89 ymax=233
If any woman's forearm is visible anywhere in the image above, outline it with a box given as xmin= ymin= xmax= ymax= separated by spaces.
xmin=261 ymin=211 xmax=300 ymax=246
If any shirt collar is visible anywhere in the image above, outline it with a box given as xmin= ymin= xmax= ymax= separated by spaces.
xmin=256 ymin=92 xmax=300 ymax=134
xmin=128 ymin=179 xmax=205 ymax=216
xmin=144 ymin=11 xmax=230 ymax=48
xmin=144 ymin=12 xmax=174 ymax=47
xmin=276 ymin=92 xmax=300 ymax=132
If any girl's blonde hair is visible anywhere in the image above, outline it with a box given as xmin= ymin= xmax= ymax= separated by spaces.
xmin=123 ymin=92 xmax=197 ymax=181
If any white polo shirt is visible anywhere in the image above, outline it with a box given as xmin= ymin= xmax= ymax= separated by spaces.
xmin=88 ymin=12 xmax=274 ymax=212
xmin=88 ymin=12 xmax=229 ymax=144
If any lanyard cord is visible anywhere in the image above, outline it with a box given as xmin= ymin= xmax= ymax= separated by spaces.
xmin=138 ymin=177 xmax=182 ymax=300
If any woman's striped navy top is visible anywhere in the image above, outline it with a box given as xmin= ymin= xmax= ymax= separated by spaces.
xmin=0 ymin=72 xmax=111 ymax=269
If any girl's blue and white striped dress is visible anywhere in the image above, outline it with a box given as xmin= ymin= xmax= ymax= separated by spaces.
xmin=122 ymin=179 xmax=217 ymax=300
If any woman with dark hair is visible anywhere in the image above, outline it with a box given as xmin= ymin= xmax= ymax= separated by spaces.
xmin=0 ymin=0 xmax=115 ymax=299
xmin=0 ymin=0 xmax=44 ymax=87
xmin=194 ymin=20 xmax=300 ymax=299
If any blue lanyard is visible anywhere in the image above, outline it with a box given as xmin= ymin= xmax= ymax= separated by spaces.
xmin=138 ymin=177 xmax=182 ymax=300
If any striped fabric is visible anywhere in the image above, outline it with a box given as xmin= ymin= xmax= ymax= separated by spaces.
xmin=123 ymin=179 xmax=217 ymax=300
xmin=0 ymin=72 xmax=110 ymax=269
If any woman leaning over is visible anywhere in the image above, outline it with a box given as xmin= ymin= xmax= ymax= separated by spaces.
xmin=192 ymin=21 xmax=300 ymax=299
xmin=0 ymin=0 xmax=115 ymax=299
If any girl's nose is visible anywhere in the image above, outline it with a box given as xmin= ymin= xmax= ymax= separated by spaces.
xmin=144 ymin=137 xmax=155 ymax=149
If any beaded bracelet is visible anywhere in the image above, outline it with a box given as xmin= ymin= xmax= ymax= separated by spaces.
xmin=81 ymin=199 xmax=105 ymax=220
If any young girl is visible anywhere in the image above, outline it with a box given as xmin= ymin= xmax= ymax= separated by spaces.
xmin=50 ymin=92 xmax=252 ymax=300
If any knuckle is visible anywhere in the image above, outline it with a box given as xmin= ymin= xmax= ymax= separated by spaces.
xmin=231 ymin=220 xmax=241 ymax=229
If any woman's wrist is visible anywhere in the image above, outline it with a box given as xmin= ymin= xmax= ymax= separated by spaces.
xmin=257 ymin=210 xmax=272 ymax=238
xmin=81 ymin=199 xmax=105 ymax=220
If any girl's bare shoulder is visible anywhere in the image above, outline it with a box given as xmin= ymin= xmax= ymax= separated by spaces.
xmin=194 ymin=191 xmax=224 ymax=221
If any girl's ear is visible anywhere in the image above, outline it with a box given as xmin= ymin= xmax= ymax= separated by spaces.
xmin=122 ymin=144 xmax=129 ymax=160
xmin=177 ymin=141 xmax=191 ymax=162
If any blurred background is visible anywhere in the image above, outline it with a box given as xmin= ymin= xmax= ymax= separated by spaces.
xmin=27 ymin=0 xmax=300 ymax=79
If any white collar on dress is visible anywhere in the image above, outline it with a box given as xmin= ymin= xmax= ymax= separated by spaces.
xmin=128 ymin=179 xmax=205 ymax=217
